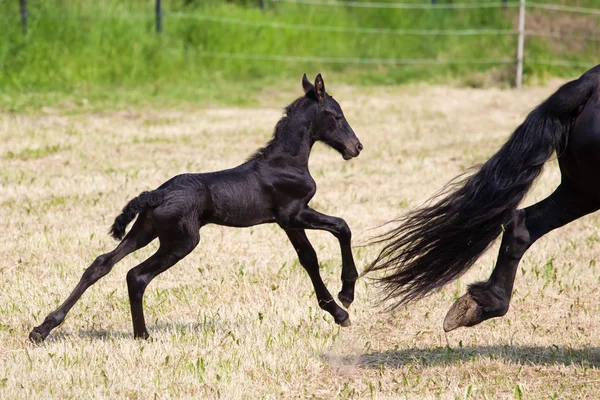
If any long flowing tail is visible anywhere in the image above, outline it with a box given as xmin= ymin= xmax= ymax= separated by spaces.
xmin=365 ymin=72 xmax=597 ymax=308
xmin=109 ymin=190 xmax=165 ymax=240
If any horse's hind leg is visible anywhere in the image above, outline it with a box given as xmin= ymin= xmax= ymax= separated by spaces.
xmin=444 ymin=183 xmax=599 ymax=332
xmin=285 ymin=229 xmax=350 ymax=326
xmin=29 ymin=214 xmax=157 ymax=343
xmin=126 ymin=221 xmax=200 ymax=339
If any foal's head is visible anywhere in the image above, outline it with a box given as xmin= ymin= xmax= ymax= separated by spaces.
xmin=302 ymin=74 xmax=363 ymax=160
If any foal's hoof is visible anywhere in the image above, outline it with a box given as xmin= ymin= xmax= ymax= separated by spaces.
xmin=338 ymin=293 xmax=353 ymax=309
xmin=339 ymin=317 xmax=352 ymax=327
xmin=29 ymin=328 xmax=46 ymax=344
xmin=443 ymin=293 xmax=482 ymax=332
xmin=134 ymin=331 xmax=150 ymax=340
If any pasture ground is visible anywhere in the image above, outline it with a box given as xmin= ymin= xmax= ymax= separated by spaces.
xmin=1 ymin=81 xmax=599 ymax=399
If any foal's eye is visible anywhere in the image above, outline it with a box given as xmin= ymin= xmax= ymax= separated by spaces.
xmin=333 ymin=114 xmax=343 ymax=121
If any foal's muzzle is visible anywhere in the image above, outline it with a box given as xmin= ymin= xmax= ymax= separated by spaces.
xmin=342 ymin=141 xmax=363 ymax=160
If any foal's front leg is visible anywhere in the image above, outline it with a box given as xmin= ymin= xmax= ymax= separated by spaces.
xmin=285 ymin=230 xmax=351 ymax=326
xmin=289 ymin=207 xmax=359 ymax=308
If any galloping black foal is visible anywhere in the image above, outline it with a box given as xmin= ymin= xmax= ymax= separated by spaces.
xmin=30 ymin=74 xmax=363 ymax=342
xmin=367 ymin=64 xmax=600 ymax=333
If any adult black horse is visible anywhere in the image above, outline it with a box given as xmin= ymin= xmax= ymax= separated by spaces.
xmin=366 ymin=65 xmax=600 ymax=332
xmin=30 ymin=74 xmax=363 ymax=342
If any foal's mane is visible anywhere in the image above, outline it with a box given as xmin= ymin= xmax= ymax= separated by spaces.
xmin=245 ymin=96 xmax=309 ymax=162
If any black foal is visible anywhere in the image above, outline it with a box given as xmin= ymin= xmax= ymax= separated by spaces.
xmin=30 ymin=74 xmax=363 ymax=342
xmin=366 ymin=65 xmax=600 ymax=333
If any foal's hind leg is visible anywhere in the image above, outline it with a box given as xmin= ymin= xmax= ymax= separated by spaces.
xmin=285 ymin=229 xmax=350 ymax=326
xmin=126 ymin=221 xmax=200 ymax=339
xmin=444 ymin=184 xmax=599 ymax=332
xmin=29 ymin=215 xmax=157 ymax=342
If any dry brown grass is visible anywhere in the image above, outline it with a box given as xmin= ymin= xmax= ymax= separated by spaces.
xmin=1 ymin=81 xmax=600 ymax=399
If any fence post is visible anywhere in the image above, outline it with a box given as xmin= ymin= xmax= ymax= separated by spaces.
xmin=155 ymin=0 xmax=163 ymax=34
xmin=20 ymin=0 xmax=27 ymax=35
xmin=516 ymin=0 xmax=525 ymax=88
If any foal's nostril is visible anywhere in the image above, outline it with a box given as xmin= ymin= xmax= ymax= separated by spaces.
xmin=356 ymin=143 xmax=364 ymax=152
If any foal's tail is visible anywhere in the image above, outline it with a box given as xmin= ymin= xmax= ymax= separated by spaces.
xmin=109 ymin=190 xmax=166 ymax=240
xmin=365 ymin=72 xmax=597 ymax=308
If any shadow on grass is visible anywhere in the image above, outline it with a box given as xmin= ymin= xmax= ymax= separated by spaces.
xmin=49 ymin=329 xmax=132 ymax=341
xmin=338 ymin=345 xmax=600 ymax=368
xmin=44 ymin=321 xmax=224 ymax=342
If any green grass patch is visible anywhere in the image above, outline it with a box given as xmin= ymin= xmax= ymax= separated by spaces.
xmin=1 ymin=0 xmax=599 ymax=111
xmin=4 ymin=144 xmax=71 ymax=161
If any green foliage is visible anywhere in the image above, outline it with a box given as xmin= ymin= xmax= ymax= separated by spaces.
xmin=1 ymin=0 xmax=599 ymax=109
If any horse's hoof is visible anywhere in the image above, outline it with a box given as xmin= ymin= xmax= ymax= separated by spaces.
xmin=134 ymin=331 xmax=150 ymax=340
xmin=339 ymin=317 xmax=352 ymax=327
xmin=29 ymin=328 xmax=45 ymax=344
xmin=443 ymin=293 xmax=482 ymax=332
xmin=338 ymin=293 xmax=353 ymax=309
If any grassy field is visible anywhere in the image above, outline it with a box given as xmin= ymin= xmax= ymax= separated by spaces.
xmin=2 ymin=77 xmax=600 ymax=398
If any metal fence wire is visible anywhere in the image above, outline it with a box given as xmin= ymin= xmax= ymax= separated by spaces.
xmin=12 ymin=0 xmax=600 ymax=88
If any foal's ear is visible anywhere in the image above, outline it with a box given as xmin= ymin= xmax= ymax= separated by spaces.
xmin=314 ymin=74 xmax=326 ymax=101
xmin=302 ymin=73 xmax=315 ymax=94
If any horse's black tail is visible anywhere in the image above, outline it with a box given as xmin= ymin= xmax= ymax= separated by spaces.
xmin=365 ymin=72 xmax=597 ymax=308
xmin=109 ymin=190 xmax=166 ymax=240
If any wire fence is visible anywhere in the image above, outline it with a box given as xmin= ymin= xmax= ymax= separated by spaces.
xmin=10 ymin=0 xmax=600 ymax=87
xmin=170 ymin=14 xmax=517 ymax=36
xmin=266 ymin=0 xmax=520 ymax=8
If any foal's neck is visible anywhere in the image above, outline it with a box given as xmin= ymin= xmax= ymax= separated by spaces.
xmin=270 ymin=110 xmax=315 ymax=165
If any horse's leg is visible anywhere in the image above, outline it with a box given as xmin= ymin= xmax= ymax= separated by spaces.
xmin=126 ymin=222 xmax=199 ymax=339
xmin=30 ymin=214 xmax=157 ymax=342
xmin=444 ymin=183 xmax=599 ymax=332
xmin=285 ymin=229 xmax=350 ymax=326
xmin=287 ymin=207 xmax=358 ymax=308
